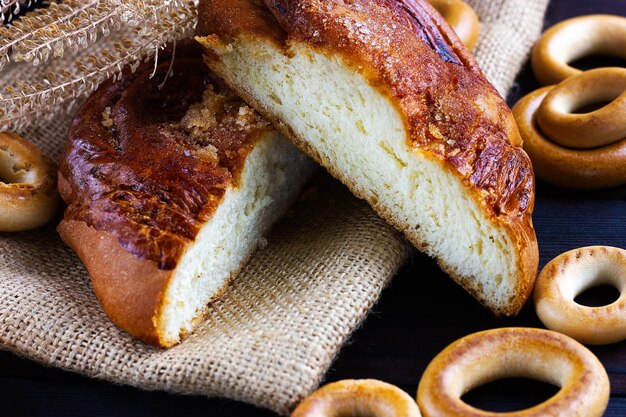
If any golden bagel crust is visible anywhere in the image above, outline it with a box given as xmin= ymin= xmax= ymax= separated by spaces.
xmin=417 ymin=328 xmax=610 ymax=417
xmin=531 ymin=15 xmax=626 ymax=86
xmin=291 ymin=379 xmax=422 ymax=417
xmin=535 ymin=68 xmax=626 ymax=150
xmin=534 ymin=246 xmax=626 ymax=345
xmin=197 ymin=0 xmax=538 ymax=315
xmin=0 ymin=132 xmax=59 ymax=232
xmin=513 ymin=86 xmax=626 ymax=189
xmin=427 ymin=0 xmax=479 ymax=50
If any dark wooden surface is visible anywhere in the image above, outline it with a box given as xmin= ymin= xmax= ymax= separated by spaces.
xmin=2 ymin=1 xmax=626 ymax=416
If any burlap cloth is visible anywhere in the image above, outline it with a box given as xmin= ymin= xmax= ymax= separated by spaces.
xmin=0 ymin=1 xmax=549 ymax=414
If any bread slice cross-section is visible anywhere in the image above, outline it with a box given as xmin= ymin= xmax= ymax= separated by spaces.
xmin=196 ymin=0 xmax=539 ymax=315
xmin=57 ymin=42 xmax=316 ymax=347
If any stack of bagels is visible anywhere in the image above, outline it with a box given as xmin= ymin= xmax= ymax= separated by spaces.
xmin=514 ymin=15 xmax=626 ymax=189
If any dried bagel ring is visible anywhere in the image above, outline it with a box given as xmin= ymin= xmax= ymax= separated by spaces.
xmin=535 ymin=246 xmax=626 ymax=345
xmin=0 ymin=132 xmax=59 ymax=231
xmin=428 ymin=0 xmax=480 ymax=50
xmin=532 ymin=15 xmax=626 ymax=85
xmin=291 ymin=379 xmax=422 ymax=417
xmin=536 ymin=68 xmax=626 ymax=149
xmin=417 ymin=327 xmax=610 ymax=417
xmin=512 ymin=78 xmax=626 ymax=189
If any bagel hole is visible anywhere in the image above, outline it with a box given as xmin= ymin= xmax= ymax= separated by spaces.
xmin=332 ymin=406 xmax=383 ymax=417
xmin=461 ymin=378 xmax=560 ymax=412
xmin=0 ymin=150 xmax=31 ymax=184
xmin=574 ymin=284 xmax=620 ymax=307
xmin=571 ymin=100 xmax=613 ymax=114
xmin=570 ymin=54 xmax=626 ymax=72
xmin=0 ymin=161 xmax=22 ymax=184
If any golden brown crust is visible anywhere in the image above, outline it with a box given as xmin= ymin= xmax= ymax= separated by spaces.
xmin=197 ymin=0 xmax=538 ymax=315
xmin=513 ymin=86 xmax=626 ymax=189
xmin=59 ymin=40 xmax=271 ymax=270
xmin=0 ymin=132 xmax=59 ymax=232
xmin=417 ymin=327 xmax=610 ymax=417
xmin=291 ymin=379 xmax=422 ymax=417
xmin=531 ymin=15 xmax=626 ymax=86
xmin=57 ymin=40 xmax=278 ymax=346
xmin=534 ymin=246 xmax=626 ymax=345
xmin=58 ymin=218 xmax=171 ymax=346
xmin=427 ymin=0 xmax=479 ymax=50
xmin=196 ymin=0 xmax=286 ymax=44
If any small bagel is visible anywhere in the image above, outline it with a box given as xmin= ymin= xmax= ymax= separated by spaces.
xmin=536 ymin=68 xmax=626 ymax=149
xmin=0 ymin=132 xmax=59 ymax=232
xmin=532 ymin=15 xmax=626 ymax=85
xmin=513 ymin=84 xmax=626 ymax=189
xmin=428 ymin=0 xmax=480 ymax=50
xmin=291 ymin=379 xmax=422 ymax=417
xmin=417 ymin=327 xmax=610 ymax=417
xmin=535 ymin=246 xmax=626 ymax=345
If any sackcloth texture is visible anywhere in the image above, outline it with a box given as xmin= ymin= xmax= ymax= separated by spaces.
xmin=0 ymin=0 xmax=549 ymax=414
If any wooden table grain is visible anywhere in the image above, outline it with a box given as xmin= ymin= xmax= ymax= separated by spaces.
xmin=2 ymin=0 xmax=625 ymax=416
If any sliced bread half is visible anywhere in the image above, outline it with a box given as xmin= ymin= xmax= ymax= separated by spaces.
xmin=196 ymin=0 xmax=539 ymax=315
xmin=58 ymin=41 xmax=316 ymax=347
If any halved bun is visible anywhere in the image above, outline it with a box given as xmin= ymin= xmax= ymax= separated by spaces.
xmin=58 ymin=41 xmax=315 ymax=346
xmin=196 ymin=0 xmax=539 ymax=315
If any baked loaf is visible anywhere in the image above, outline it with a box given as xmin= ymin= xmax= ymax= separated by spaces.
xmin=58 ymin=41 xmax=315 ymax=347
xmin=196 ymin=0 xmax=539 ymax=315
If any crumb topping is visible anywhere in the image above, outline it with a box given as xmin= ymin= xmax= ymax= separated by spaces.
xmin=181 ymin=85 xmax=232 ymax=134
xmin=102 ymin=107 xmax=113 ymax=128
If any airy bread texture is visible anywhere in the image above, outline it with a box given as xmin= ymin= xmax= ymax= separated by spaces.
xmin=158 ymin=131 xmax=312 ymax=344
xmin=59 ymin=133 xmax=312 ymax=347
xmin=58 ymin=42 xmax=315 ymax=347
xmin=197 ymin=0 xmax=539 ymax=315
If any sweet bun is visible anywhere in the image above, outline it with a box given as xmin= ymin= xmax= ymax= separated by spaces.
xmin=196 ymin=0 xmax=538 ymax=315
xmin=58 ymin=41 xmax=315 ymax=347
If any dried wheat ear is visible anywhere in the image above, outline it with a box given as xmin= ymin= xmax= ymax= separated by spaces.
xmin=0 ymin=0 xmax=199 ymax=131
xmin=1 ymin=0 xmax=44 ymax=24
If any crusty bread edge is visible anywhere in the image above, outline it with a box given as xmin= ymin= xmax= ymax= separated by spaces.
xmin=57 ymin=168 xmax=251 ymax=347
xmin=57 ymin=216 xmax=250 ymax=347
xmin=58 ymin=217 xmax=173 ymax=347
xmin=201 ymin=45 xmax=538 ymax=316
